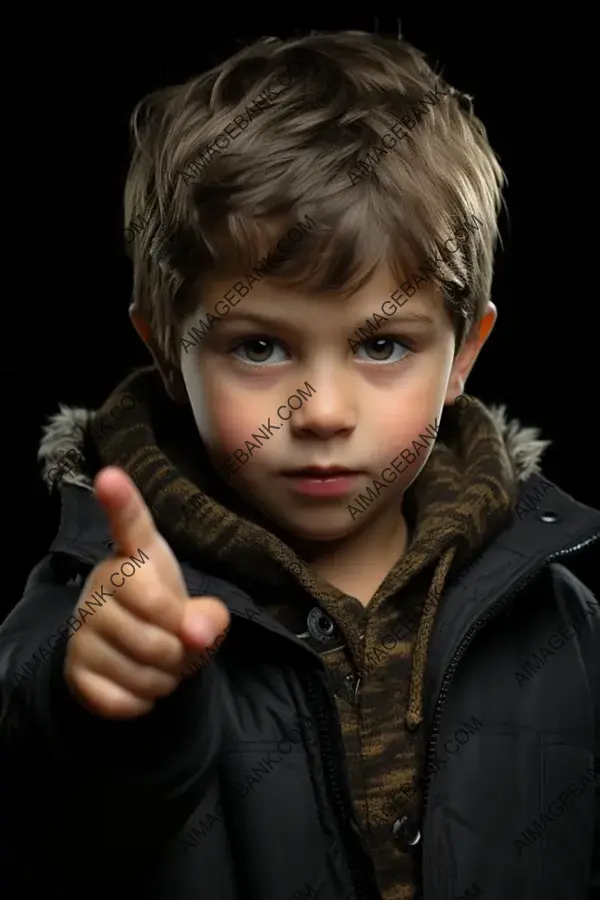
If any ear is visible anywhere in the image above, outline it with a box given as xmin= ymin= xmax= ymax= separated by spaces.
xmin=129 ymin=306 xmax=188 ymax=404
xmin=444 ymin=302 xmax=497 ymax=404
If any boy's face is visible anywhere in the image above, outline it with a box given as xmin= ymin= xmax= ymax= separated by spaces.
xmin=175 ymin=263 xmax=495 ymax=543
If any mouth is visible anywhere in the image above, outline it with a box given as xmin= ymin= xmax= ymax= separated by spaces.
xmin=280 ymin=467 xmax=364 ymax=498
xmin=282 ymin=467 xmax=362 ymax=479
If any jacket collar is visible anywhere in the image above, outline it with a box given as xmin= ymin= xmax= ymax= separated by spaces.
xmin=48 ymin=470 xmax=600 ymax=627
xmin=423 ymin=470 xmax=600 ymax=722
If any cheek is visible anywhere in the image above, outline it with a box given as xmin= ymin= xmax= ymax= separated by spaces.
xmin=186 ymin=371 xmax=265 ymax=452
xmin=383 ymin=415 xmax=439 ymax=481
xmin=215 ymin=407 xmax=261 ymax=455
xmin=375 ymin=381 xmax=442 ymax=452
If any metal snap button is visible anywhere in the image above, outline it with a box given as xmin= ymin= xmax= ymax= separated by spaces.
xmin=392 ymin=815 xmax=421 ymax=848
xmin=539 ymin=510 xmax=560 ymax=523
xmin=307 ymin=607 xmax=337 ymax=644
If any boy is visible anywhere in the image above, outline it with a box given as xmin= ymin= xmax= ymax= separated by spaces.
xmin=1 ymin=29 xmax=599 ymax=900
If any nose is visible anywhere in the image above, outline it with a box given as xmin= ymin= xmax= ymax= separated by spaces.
xmin=287 ymin=376 xmax=357 ymax=440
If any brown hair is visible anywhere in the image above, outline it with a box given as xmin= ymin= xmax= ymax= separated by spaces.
xmin=123 ymin=30 xmax=506 ymax=367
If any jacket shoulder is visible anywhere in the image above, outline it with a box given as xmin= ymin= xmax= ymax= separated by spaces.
xmin=544 ymin=561 xmax=600 ymax=709
xmin=545 ymin=561 xmax=599 ymax=637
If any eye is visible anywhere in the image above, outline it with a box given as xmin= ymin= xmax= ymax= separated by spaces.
xmin=230 ymin=337 xmax=289 ymax=366
xmin=353 ymin=337 xmax=414 ymax=365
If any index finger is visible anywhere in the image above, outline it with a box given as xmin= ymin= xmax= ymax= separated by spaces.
xmin=94 ymin=466 xmax=159 ymax=558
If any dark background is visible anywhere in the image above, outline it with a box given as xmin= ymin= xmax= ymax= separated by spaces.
xmin=7 ymin=12 xmax=593 ymax=623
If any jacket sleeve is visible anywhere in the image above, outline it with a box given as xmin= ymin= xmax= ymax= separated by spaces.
xmin=586 ymin=585 xmax=600 ymax=900
xmin=551 ymin=563 xmax=600 ymax=899
xmin=0 ymin=553 xmax=224 ymax=879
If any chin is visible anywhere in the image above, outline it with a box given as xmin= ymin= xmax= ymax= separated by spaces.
xmin=277 ymin=512 xmax=359 ymax=543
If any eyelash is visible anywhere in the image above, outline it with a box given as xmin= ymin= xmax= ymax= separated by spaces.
xmin=228 ymin=335 xmax=416 ymax=368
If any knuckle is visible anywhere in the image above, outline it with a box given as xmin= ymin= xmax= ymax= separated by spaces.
xmin=139 ymin=628 xmax=176 ymax=660
xmin=138 ymin=592 xmax=172 ymax=618
xmin=65 ymin=661 xmax=155 ymax=719
xmin=118 ymin=582 xmax=158 ymax=614
xmin=101 ymin=694 xmax=153 ymax=720
xmin=65 ymin=638 xmax=83 ymax=665
xmin=89 ymin=681 xmax=153 ymax=720
xmin=150 ymin=672 xmax=180 ymax=697
xmin=88 ymin=559 xmax=116 ymax=584
xmin=122 ymin=625 xmax=182 ymax=668
xmin=65 ymin=664 xmax=92 ymax=700
xmin=131 ymin=666 xmax=178 ymax=699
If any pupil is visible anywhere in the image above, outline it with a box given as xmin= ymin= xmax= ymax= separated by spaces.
xmin=249 ymin=340 xmax=270 ymax=358
xmin=369 ymin=339 xmax=389 ymax=354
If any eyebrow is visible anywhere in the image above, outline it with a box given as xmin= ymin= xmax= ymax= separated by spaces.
xmin=212 ymin=311 xmax=436 ymax=330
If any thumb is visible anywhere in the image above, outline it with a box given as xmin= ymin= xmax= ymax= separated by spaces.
xmin=180 ymin=596 xmax=231 ymax=651
xmin=178 ymin=597 xmax=231 ymax=679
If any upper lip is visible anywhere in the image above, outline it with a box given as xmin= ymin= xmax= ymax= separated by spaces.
xmin=282 ymin=466 xmax=360 ymax=476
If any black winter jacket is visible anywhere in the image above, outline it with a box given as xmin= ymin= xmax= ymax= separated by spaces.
xmin=1 ymin=473 xmax=599 ymax=900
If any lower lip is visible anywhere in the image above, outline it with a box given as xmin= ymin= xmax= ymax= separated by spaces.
xmin=282 ymin=473 xmax=361 ymax=497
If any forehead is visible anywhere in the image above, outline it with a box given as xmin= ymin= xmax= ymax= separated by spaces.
xmin=192 ymin=260 xmax=447 ymax=324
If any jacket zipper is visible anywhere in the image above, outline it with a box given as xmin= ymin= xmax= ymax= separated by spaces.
xmin=422 ymin=529 xmax=600 ymax=817
xmin=303 ymin=674 xmax=382 ymax=900
xmin=59 ymin=527 xmax=599 ymax=899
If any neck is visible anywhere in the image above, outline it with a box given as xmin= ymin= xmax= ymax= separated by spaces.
xmin=289 ymin=503 xmax=410 ymax=605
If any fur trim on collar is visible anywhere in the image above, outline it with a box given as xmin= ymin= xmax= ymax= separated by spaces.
xmin=37 ymin=405 xmax=95 ymax=493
